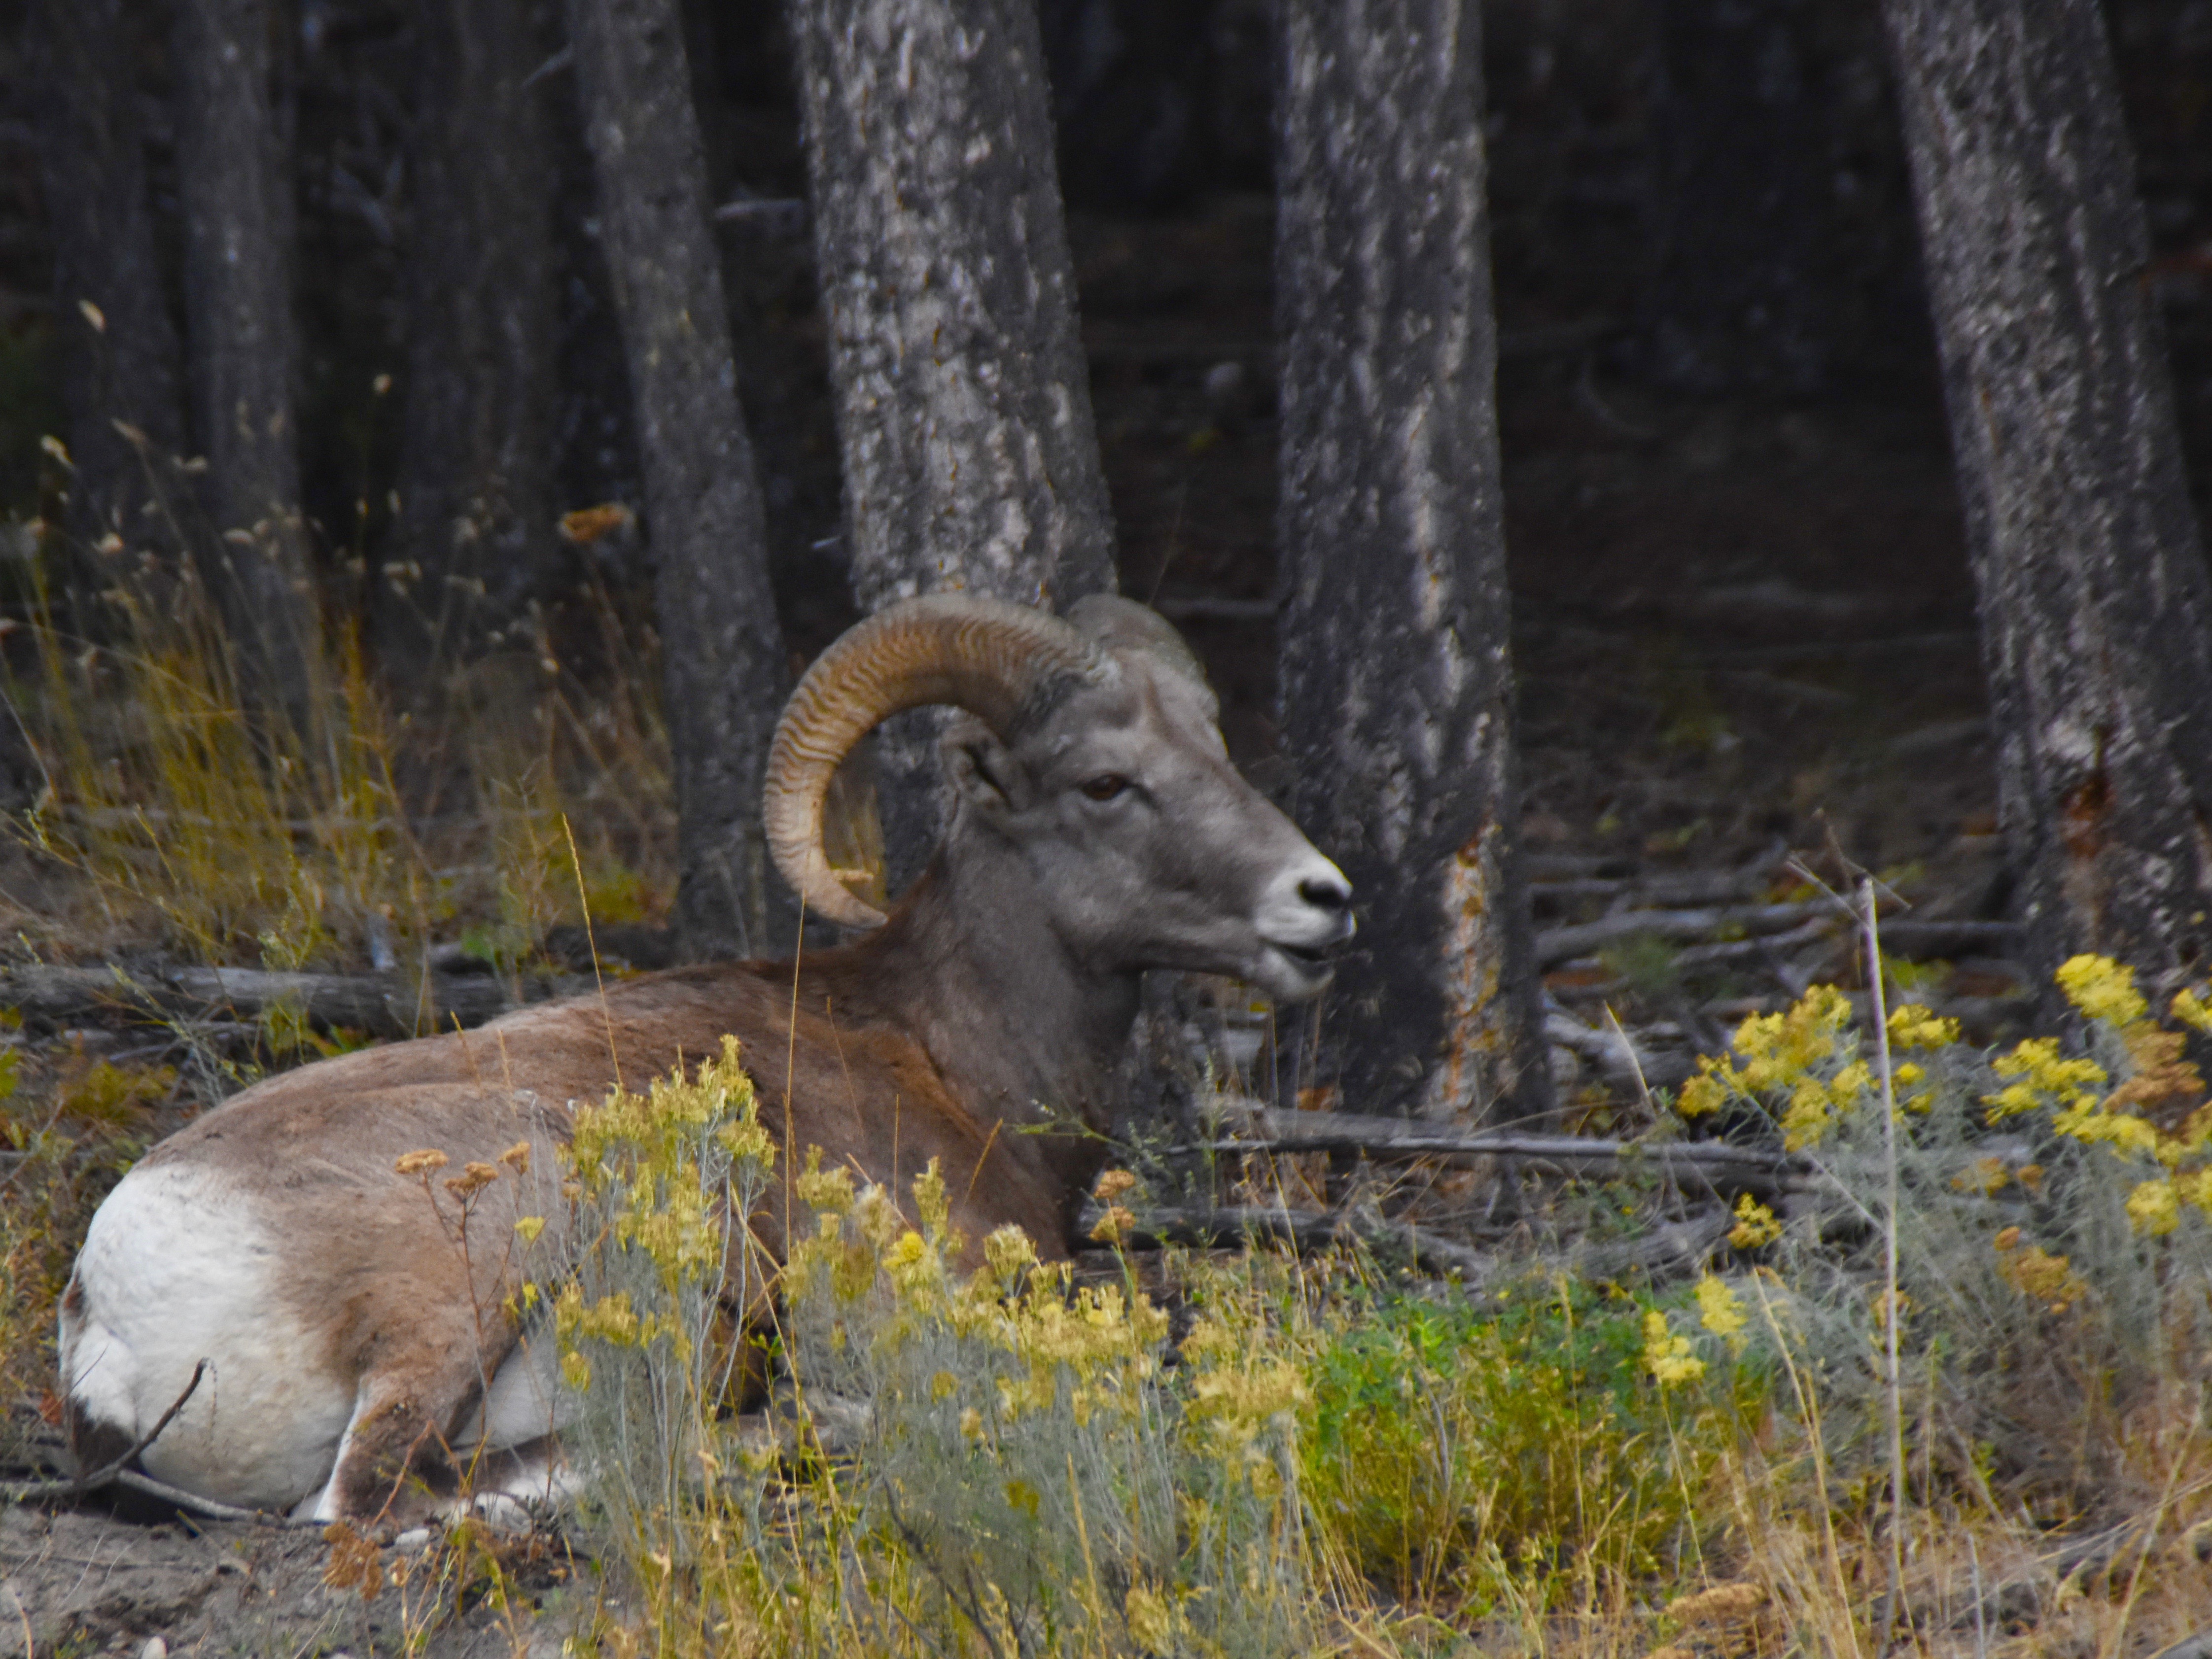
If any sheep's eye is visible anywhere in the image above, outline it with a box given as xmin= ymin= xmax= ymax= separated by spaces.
xmin=1079 ymin=773 xmax=1131 ymax=802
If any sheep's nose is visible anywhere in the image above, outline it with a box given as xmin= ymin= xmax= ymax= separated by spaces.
xmin=1299 ymin=875 xmax=1351 ymax=914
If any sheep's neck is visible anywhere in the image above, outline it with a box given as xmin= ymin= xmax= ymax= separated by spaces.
xmin=846 ymin=846 xmax=1137 ymax=1191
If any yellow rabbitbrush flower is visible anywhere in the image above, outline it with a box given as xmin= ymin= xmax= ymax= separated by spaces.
xmin=1781 ymin=1058 xmax=1872 ymax=1150
xmin=1695 ymin=1274 xmax=1747 ymax=1348
xmin=566 ymin=1035 xmax=769 ymax=1291
xmin=2057 ymin=954 xmax=2148 ymax=1028
xmin=2050 ymin=1099 xmax=2166 ymax=1161
xmin=1985 ymin=1037 xmax=2107 ymax=1120
xmin=1886 ymin=1002 xmax=1960 ymax=1050
xmin=1642 ymin=1310 xmax=1705 ymax=1387
xmin=2172 ymin=985 xmax=2212 ymax=1036
xmin=1679 ymin=985 xmax=1861 ymax=1135
xmin=2128 ymin=1178 xmax=2182 ymax=1237
xmin=1728 ymin=1193 xmax=1783 ymax=1248
xmin=1992 ymin=1229 xmax=2087 ymax=1312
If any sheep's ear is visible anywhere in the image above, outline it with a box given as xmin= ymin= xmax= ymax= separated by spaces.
xmin=942 ymin=718 xmax=1028 ymax=822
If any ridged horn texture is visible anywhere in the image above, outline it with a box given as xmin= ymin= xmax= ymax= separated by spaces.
xmin=765 ymin=593 xmax=1110 ymax=927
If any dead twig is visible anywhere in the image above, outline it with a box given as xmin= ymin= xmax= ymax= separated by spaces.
xmin=0 ymin=1359 xmax=205 ymax=1503
xmin=111 ymin=1468 xmax=325 ymax=1527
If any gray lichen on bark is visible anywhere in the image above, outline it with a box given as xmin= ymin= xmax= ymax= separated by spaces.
xmin=568 ymin=0 xmax=793 ymax=961
xmin=787 ymin=0 xmax=1118 ymax=889
xmin=1882 ymin=0 xmax=2212 ymax=1002
xmin=1275 ymin=0 xmax=1548 ymax=1123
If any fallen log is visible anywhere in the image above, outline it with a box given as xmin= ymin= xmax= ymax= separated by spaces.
xmin=1193 ymin=1101 xmax=1815 ymax=1195
xmin=1536 ymin=901 xmax=1829 ymax=967
xmin=0 ymin=963 xmax=595 ymax=1038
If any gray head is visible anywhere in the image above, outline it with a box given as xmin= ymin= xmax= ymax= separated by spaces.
xmin=764 ymin=592 xmax=1353 ymax=1001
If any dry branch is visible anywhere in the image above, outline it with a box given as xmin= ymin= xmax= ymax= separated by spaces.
xmin=1194 ymin=1101 xmax=1814 ymax=1194
xmin=0 ymin=963 xmax=593 ymax=1037
xmin=1535 ymin=901 xmax=1828 ymax=967
xmin=0 ymin=1359 xmax=204 ymax=1503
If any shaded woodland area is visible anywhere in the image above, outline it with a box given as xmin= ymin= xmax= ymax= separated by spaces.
xmin=2 ymin=0 xmax=2212 ymax=1117
xmin=9 ymin=4 xmax=2212 ymax=1654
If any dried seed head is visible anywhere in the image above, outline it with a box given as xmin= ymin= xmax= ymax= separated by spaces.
xmin=444 ymin=1162 xmax=501 ymax=1201
xmin=1093 ymin=1168 xmax=1139 ymax=1204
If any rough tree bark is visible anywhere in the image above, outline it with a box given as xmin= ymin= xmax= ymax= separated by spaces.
xmin=567 ymin=0 xmax=794 ymax=961
xmin=386 ymin=0 xmax=559 ymax=671
xmin=172 ymin=0 xmax=319 ymax=725
xmin=787 ymin=0 xmax=1118 ymax=890
xmin=1274 ymin=0 xmax=1549 ymax=1124
xmin=28 ymin=0 xmax=187 ymax=552
xmin=1881 ymin=0 xmax=2212 ymax=1004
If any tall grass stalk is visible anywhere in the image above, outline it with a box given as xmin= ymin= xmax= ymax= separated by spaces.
xmin=1859 ymin=878 xmax=1909 ymax=1635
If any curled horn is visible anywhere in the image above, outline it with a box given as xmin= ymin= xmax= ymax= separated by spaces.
xmin=764 ymin=592 xmax=1110 ymax=927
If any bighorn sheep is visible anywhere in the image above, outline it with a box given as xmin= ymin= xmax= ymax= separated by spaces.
xmin=58 ymin=593 xmax=1352 ymax=1524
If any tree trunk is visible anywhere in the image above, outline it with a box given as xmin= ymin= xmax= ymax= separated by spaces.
xmin=28 ymin=0 xmax=187 ymax=556
xmin=1880 ymin=0 xmax=2212 ymax=1005
xmin=1274 ymin=0 xmax=1549 ymax=1124
xmin=787 ymin=0 xmax=1118 ymax=891
xmin=386 ymin=0 xmax=560 ymax=674
xmin=172 ymin=0 xmax=318 ymax=726
xmin=566 ymin=0 xmax=794 ymax=962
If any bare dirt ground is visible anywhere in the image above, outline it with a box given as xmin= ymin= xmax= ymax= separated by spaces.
xmin=0 ymin=1502 xmax=587 ymax=1658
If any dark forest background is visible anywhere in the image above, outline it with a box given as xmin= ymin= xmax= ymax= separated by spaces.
xmin=5 ymin=2 xmax=2208 ymax=730
xmin=3 ymin=0 xmax=2212 ymax=1113
xmin=10 ymin=0 xmax=2209 ymax=683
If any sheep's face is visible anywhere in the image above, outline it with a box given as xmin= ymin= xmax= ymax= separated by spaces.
xmin=943 ymin=646 xmax=1353 ymax=1002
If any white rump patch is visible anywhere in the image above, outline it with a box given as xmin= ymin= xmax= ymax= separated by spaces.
xmin=61 ymin=1163 xmax=354 ymax=1511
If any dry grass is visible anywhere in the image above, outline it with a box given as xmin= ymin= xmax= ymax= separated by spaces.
xmin=1 ymin=536 xmax=673 ymax=972
xmin=0 ymin=559 xmax=2206 ymax=1659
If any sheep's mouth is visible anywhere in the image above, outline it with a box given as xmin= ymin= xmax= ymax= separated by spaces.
xmin=1257 ymin=938 xmax=1341 ymax=997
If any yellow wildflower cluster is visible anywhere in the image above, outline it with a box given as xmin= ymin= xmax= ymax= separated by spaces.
xmin=1673 ymin=957 xmax=2212 ymax=1244
xmin=1887 ymin=1004 xmax=1961 ymax=1051
xmin=2055 ymin=953 xmax=2147 ymax=1027
xmin=2123 ymin=1171 xmax=2212 ymax=1237
xmin=1678 ymin=985 xmax=1854 ymax=1121
xmin=1181 ymin=1316 xmax=1310 ymax=1495
xmin=1984 ymin=1037 xmax=2107 ymax=1121
xmin=557 ymin=1037 xmax=773 ymax=1389
xmin=1727 ymin=1194 xmax=1783 ymax=1249
xmin=1694 ymin=1275 xmax=1747 ymax=1352
xmin=1675 ymin=987 xmax=1943 ymax=1147
xmin=1982 ymin=958 xmax=2212 ymax=1231
xmin=1642 ymin=1310 xmax=1706 ymax=1387
xmin=784 ymin=1161 xmax=1170 ymax=1432
xmin=554 ymin=1286 xmax=675 ymax=1389
xmin=991 ymin=1279 xmax=1169 ymax=1426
